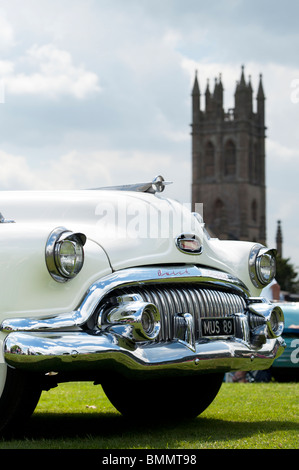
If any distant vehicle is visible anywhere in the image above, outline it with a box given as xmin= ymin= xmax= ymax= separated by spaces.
xmin=0 ymin=176 xmax=285 ymax=434
xmin=271 ymin=302 xmax=299 ymax=382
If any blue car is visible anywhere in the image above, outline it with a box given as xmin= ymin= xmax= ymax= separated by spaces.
xmin=271 ymin=302 xmax=299 ymax=382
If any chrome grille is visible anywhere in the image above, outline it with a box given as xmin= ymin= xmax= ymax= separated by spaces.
xmin=116 ymin=285 xmax=246 ymax=341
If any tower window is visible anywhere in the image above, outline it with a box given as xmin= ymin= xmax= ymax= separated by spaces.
xmin=254 ymin=143 xmax=259 ymax=183
xmin=251 ymin=200 xmax=258 ymax=222
xmin=213 ymin=198 xmax=226 ymax=230
xmin=224 ymin=140 xmax=236 ymax=176
xmin=205 ymin=141 xmax=215 ymax=176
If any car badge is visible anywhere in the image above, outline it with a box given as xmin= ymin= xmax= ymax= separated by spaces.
xmin=175 ymin=234 xmax=203 ymax=254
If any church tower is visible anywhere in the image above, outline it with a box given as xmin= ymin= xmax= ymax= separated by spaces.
xmin=191 ymin=66 xmax=266 ymax=244
xmin=276 ymin=220 xmax=283 ymax=258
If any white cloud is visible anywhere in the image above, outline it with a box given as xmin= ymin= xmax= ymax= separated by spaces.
xmin=0 ymin=148 xmax=172 ymax=191
xmin=0 ymin=60 xmax=14 ymax=75
xmin=2 ymin=44 xmax=100 ymax=100
xmin=267 ymin=140 xmax=299 ymax=164
xmin=0 ymin=11 xmax=14 ymax=51
xmin=0 ymin=147 xmax=191 ymax=207
xmin=46 ymin=149 xmax=177 ymax=192
xmin=0 ymin=150 xmax=39 ymax=189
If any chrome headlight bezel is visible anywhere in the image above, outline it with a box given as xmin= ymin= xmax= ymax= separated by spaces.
xmin=98 ymin=294 xmax=161 ymax=342
xmin=249 ymin=244 xmax=277 ymax=288
xmin=45 ymin=227 xmax=86 ymax=283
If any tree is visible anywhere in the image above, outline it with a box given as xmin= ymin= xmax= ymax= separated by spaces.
xmin=275 ymin=256 xmax=299 ymax=293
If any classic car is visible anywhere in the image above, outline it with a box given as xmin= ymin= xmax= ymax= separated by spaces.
xmin=0 ymin=175 xmax=285 ymax=434
xmin=271 ymin=302 xmax=299 ymax=382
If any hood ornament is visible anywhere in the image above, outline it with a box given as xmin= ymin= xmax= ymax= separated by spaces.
xmin=90 ymin=175 xmax=172 ymax=194
xmin=0 ymin=212 xmax=15 ymax=224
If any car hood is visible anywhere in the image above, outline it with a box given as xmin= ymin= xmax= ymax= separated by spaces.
xmin=0 ymin=189 xmax=258 ymax=292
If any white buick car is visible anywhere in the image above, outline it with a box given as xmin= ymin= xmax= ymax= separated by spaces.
xmin=0 ymin=176 xmax=285 ymax=434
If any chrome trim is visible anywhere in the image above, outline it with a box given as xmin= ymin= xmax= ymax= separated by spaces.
xmin=90 ymin=175 xmax=172 ymax=194
xmin=2 ymin=269 xmax=285 ymax=376
xmin=175 ymin=313 xmax=196 ymax=352
xmin=248 ymin=244 xmax=276 ymax=288
xmin=99 ymin=293 xmax=161 ymax=341
xmin=175 ymin=233 xmax=203 ymax=255
xmin=0 ymin=212 xmax=15 ymax=223
xmin=114 ymin=283 xmax=247 ymax=343
xmin=247 ymin=298 xmax=284 ymax=346
xmin=45 ymin=227 xmax=86 ymax=283
xmin=1 ymin=265 xmax=250 ymax=333
xmin=3 ymin=330 xmax=285 ymax=377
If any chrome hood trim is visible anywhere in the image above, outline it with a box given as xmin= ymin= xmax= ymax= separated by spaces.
xmin=0 ymin=212 xmax=15 ymax=223
xmin=90 ymin=175 xmax=172 ymax=194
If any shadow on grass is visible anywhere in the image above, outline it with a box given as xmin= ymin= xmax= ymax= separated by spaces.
xmin=2 ymin=411 xmax=297 ymax=448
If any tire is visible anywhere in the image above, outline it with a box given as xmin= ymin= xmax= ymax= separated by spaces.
xmin=0 ymin=364 xmax=42 ymax=436
xmin=271 ymin=368 xmax=299 ymax=383
xmin=102 ymin=373 xmax=224 ymax=421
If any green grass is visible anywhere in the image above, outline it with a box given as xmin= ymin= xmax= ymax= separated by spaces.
xmin=0 ymin=381 xmax=298 ymax=449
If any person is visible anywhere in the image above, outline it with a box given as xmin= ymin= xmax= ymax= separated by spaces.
xmin=261 ymin=278 xmax=280 ymax=301
xmin=231 ymin=371 xmax=248 ymax=383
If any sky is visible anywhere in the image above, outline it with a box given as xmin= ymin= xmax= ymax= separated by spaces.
xmin=0 ymin=0 xmax=299 ymax=271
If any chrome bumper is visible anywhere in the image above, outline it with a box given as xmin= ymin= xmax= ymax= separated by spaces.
xmin=4 ymin=331 xmax=285 ymax=378
xmin=1 ymin=265 xmax=286 ymax=378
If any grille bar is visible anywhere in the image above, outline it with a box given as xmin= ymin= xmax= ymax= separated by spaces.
xmin=119 ymin=285 xmax=246 ymax=341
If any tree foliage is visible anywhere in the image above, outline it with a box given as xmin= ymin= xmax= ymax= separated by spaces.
xmin=275 ymin=256 xmax=299 ymax=293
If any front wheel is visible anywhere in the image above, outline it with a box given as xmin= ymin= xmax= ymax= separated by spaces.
xmin=102 ymin=373 xmax=224 ymax=421
xmin=0 ymin=364 xmax=42 ymax=436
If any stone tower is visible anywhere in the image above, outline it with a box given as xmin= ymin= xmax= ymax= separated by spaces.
xmin=191 ymin=66 xmax=266 ymax=244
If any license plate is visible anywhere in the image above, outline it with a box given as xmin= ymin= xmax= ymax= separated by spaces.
xmin=201 ymin=317 xmax=235 ymax=337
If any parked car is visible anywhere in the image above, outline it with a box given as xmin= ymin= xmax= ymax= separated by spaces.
xmin=0 ymin=176 xmax=285 ymax=434
xmin=271 ymin=302 xmax=299 ymax=382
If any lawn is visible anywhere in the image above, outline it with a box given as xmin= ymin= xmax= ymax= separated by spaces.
xmin=0 ymin=381 xmax=298 ymax=449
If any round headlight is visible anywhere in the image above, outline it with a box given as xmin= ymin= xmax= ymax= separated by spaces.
xmin=141 ymin=306 xmax=156 ymax=337
xmin=46 ymin=227 xmax=86 ymax=283
xmin=55 ymin=238 xmax=84 ymax=278
xmin=256 ymin=251 xmax=276 ymax=285
xmin=266 ymin=305 xmax=284 ymax=338
xmin=249 ymin=244 xmax=276 ymax=288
